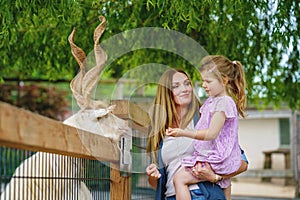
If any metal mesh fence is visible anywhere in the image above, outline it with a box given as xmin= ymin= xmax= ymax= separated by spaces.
xmin=0 ymin=146 xmax=156 ymax=200
xmin=0 ymin=146 xmax=110 ymax=200
xmin=0 ymin=115 xmax=158 ymax=200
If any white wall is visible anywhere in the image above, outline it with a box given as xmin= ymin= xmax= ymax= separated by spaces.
xmin=239 ymin=118 xmax=286 ymax=170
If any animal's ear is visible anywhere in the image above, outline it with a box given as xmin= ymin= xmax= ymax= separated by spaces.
xmin=107 ymin=105 xmax=116 ymax=112
xmin=94 ymin=105 xmax=116 ymax=119
xmin=94 ymin=109 xmax=110 ymax=119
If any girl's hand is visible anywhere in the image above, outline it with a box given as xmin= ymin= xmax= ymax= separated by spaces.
xmin=146 ymin=163 xmax=161 ymax=179
xmin=166 ymin=128 xmax=182 ymax=137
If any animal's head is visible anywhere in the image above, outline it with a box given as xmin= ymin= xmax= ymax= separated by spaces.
xmin=64 ymin=16 xmax=129 ymax=143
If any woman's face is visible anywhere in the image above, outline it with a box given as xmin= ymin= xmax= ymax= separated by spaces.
xmin=171 ymin=72 xmax=193 ymax=107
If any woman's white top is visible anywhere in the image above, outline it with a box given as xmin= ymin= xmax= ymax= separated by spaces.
xmin=161 ymin=120 xmax=199 ymax=197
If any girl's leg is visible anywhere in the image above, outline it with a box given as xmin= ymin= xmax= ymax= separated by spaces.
xmin=223 ymin=186 xmax=231 ymax=200
xmin=173 ymin=167 xmax=200 ymax=200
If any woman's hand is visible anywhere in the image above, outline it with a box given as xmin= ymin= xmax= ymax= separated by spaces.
xmin=146 ymin=163 xmax=161 ymax=178
xmin=146 ymin=163 xmax=161 ymax=189
xmin=191 ymin=162 xmax=216 ymax=182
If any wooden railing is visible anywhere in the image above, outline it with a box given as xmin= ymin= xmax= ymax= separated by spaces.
xmin=0 ymin=100 xmax=150 ymax=200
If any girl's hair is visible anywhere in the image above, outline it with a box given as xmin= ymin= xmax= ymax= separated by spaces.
xmin=200 ymin=55 xmax=247 ymax=118
xmin=146 ymin=68 xmax=200 ymax=164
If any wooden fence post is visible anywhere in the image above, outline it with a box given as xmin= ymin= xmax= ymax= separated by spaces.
xmin=110 ymin=164 xmax=132 ymax=200
xmin=291 ymin=111 xmax=300 ymax=197
xmin=110 ymin=128 xmax=132 ymax=200
xmin=109 ymin=99 xmax=150 ymax=200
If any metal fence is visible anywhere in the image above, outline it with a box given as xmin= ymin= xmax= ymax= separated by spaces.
xmin=0 ymin=146 xmax=111 ymax=200
xmin=0 ymin=140 xmax=156 ymax=200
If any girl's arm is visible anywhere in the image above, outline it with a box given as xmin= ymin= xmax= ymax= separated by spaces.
xmin=166 ymin=111 xmax=226 ymax=140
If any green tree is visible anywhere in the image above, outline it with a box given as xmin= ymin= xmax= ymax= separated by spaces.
xmin=0 ymin=0 xmax=299 ymax=109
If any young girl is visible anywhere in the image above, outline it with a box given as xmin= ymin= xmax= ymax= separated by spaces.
xmin=166 ymin=55 xmax=247 ymax=200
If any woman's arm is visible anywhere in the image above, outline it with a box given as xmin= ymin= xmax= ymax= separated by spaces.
xmin=191 ymin=162 xmax=217 ymax=182
xmin=222 ymin=160 xmax=248 ymax=179
xmin=191 ymin=160 xmax=248 ymax=182
xmin=192 ymin=150 xmax=249 ymax=182
xmin=222 ymin=149 xmax=248 ymax=179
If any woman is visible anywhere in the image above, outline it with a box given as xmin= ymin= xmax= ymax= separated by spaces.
xmin=146 ymin=68 xmax=248 ymax=200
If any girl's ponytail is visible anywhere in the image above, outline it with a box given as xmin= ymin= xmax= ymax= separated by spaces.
xmin=230 ymin=60 xmax=247 ymax=118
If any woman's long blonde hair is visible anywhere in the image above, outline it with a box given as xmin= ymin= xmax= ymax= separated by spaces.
xmin=146 ymin=68 xmax=200 ymax=164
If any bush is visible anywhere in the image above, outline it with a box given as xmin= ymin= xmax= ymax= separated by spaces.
xmin=0 ymin=83 xmax=70 ymax=121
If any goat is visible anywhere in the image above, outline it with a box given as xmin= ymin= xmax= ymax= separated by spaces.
xmin=0 ymin=16 xmax=129 ymax=200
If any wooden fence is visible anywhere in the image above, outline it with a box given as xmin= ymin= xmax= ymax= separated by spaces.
xmin=0 ymin=100 xmax=150 ymax=200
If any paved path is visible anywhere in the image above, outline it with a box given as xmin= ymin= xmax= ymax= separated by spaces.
xmin=132 ymin=178 xmax=299 ymax=200
xmin=233 ymin=197 xmax=297 ymax=200
xmin=232 ymin=178 xmax=299 ymax=200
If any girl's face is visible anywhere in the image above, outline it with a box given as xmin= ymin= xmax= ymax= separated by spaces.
xmin=171 ymin=72 xmax=193 ymax=107
xmin=200 ymin=70 xmax=226 ymax=97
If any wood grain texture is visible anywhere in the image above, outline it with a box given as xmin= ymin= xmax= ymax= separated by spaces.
xmin=0 ymin=101 xmax=119 ymax=162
